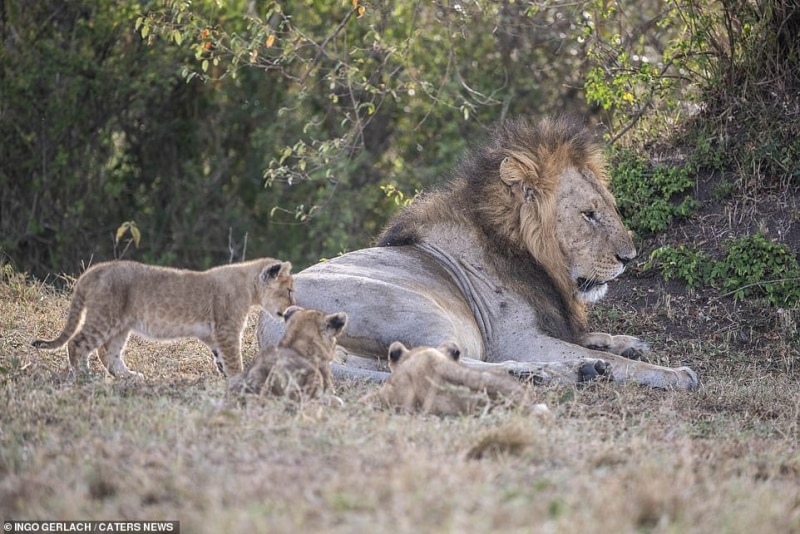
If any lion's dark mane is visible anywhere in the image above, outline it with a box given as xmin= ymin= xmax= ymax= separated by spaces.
xmin=375 ymin=116 xmax=601 ymax=341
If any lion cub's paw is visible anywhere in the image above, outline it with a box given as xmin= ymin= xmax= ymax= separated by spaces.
xmin=115 ymin=370 xmax=145 ymax=381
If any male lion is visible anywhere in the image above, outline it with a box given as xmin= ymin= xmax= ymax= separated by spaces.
xmin=33 ymin=258 xmax=294 ymax=378
xmin=361 ymin=341 xmax=543 ymax=416
xmin=229 ymin=306 xmax=347 ymax=400
xmin=258 ymin=116 xmax=698 ymax=390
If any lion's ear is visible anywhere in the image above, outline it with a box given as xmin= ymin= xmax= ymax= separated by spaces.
xmin=282 ymin=305 xmax=303 ymax=321
xmin=261 ymin=261 xmax=292 ymax=282
xmin=438 ymin=341 xmax=461 ymax=361
xmin=500 ymin=157 xmax=525 ymax=186
xmin=324 ymin=312 xmax=348 ymax=335
xmin=500 ymin=157 xmax=535 ymax=202
xmin=388 ymin=341 xmax=409 ymax=365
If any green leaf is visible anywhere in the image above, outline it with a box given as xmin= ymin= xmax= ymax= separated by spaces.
xmin=115 ymin=222 xmax=129 ymax=245
xmin=130 ymin=225 xmax=141 ymax=247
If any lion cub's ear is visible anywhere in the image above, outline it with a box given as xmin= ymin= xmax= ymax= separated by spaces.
xmin=261 ymin=261 xmax=292 ymax=282
xmin=438 ymin=341 xmax=461 ymax=362
xmin=324 ymin=312 xmax=348 ymax=336
xmin=388 ymin=341 xmax=410 ymax=367
xmin=283 ymin=305 xmax=303 ymax=321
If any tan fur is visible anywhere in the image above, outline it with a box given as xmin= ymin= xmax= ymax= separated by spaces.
xmin=261 ymin=116 xmax=698 ymax=391
xmin=32 ymin=258 xmax=294 ymax=378
xmin=361 ymin=341 xmax=531 ymax=416
xmin=377 ymin=116 xmax=635 ymax=336
xmin=229 ymin=306 xmax=347 ymax=400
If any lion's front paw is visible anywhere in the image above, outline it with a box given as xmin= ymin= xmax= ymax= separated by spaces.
xmin=578 ymin=358 xmax=611 ymax=383
xmin=582 ymin=333 xmax=650 ymax=359
xmin=675 ymin=366 xmax=700 ymax=391
xmin=620 ymin=344 xmax=648 ymax=361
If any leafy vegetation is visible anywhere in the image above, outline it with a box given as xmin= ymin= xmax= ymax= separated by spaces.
xmin=1 ymin=0 xmax=797 ymax=308
xmin=648 ymin=234 xmax=800 ymax=306
xmin=609 ymin=149 xmax=698 ymax=234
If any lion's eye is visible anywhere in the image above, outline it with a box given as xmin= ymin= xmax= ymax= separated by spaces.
xmin=582 ymin=210 xmax=598 ymax=223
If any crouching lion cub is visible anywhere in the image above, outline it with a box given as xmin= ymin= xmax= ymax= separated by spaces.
xmin=229 ymin=306 xmax=347 ymax=401
xmin=32 ymin=258 xmax=294 ymax=379
xmin=361 ymin=341 xmax=545 ymax=416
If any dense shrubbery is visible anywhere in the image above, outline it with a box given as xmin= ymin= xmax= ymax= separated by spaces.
xmin=2 ymin=0 xmax=602 ymax=276
xmin=1 ymin=0 xmax=797 ymax=306
xmin=648 ymin=235 xmax=800 ymax=306
xmin=609 ymin=149 xmax=698 ymax=234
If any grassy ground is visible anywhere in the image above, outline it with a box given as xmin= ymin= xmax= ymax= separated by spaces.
xmin=1 ymin=267 xmax=799 ymax=533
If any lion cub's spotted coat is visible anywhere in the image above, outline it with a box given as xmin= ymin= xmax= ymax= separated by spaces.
xmin=32 ymin=258 xmax=294 ymax=378
xmin=361 ymin=341 xmax=539 ymax=416
xmin=229 ymin=306 xmax=347 ymax=400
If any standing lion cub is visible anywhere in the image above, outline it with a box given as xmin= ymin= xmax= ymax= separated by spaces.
xmin=229 ymin=305 xmax=347 ymax=400
xmin=32 ymin=258 xmax=294 ymax=379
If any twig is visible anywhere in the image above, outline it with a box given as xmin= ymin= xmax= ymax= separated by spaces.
xmin=228 ymin=227 xmax=235 ymax=263
xmin=712 ymin=276 xmax=800 ymax=302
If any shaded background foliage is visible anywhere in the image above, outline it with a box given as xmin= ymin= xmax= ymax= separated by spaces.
xmin=1 ymin=0 xmax=798 ymax=304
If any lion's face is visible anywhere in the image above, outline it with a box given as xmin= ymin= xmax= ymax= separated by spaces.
xmin=552 ymin=167 xmax=636 ymax=303
xmin=257 ymin=260 xmax=295 ymax=316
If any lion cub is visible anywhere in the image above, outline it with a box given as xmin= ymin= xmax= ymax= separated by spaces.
xmin=32 ymin=258 xmax=294 ymax=379
xmin=229 ymin=306 xmax=347 ymax=400
xmin=361 ymin=341 xmax=539 ymax=416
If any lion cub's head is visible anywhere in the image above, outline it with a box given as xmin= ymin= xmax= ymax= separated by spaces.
xmin=257 ymin=260 xmax=295 ymax=317
xmin=230 ymin=306 xmax=348 ymax=400
xmin=279 ymin=305 xmax=347 ymax=358
xmin=388 ymin=340 xmax=461 ymax=371
xmin=363 ymin=340 xmax=530 ymax=416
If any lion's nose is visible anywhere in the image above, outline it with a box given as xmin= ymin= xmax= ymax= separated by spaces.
xmin=616 ymin=252 xmax=636 ymax=266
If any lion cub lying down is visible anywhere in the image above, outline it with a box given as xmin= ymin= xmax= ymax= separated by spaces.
xmin=229 ymin=306 xmax=347 ymax=400
xmin=32 ymin=258 xmax=294 ymax=379
xmin=361 ymin=341 xmax=545 ymax=416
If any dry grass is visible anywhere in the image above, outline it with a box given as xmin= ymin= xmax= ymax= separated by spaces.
xmin=2 ymin=269 xmax=800 ymax=533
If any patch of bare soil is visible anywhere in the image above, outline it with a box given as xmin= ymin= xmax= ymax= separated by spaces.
xmin=598 ymin=169 xmax=800 ymax=380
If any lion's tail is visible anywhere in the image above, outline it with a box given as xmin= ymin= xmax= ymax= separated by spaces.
xmin=32 ymin=282 xmax=87 ymax=350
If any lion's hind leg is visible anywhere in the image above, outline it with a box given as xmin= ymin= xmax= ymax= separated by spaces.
xmin=65 ymin=310 xmax=119 ymax=378
xmin=66 ymin=336 xmax=93 ymax=378
xmin=97 ymin=330 xmax=142 ymax=379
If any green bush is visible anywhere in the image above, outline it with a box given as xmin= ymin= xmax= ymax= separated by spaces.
xmin=648 ymin=244 xmax=711 ymax=289
xmin=647 ymin=234 xmax=800 ymax=306
xmin=716 ymin=234 xmax=800 ymax=304
xmin=610 ymin=150 xmax=699 ymax=234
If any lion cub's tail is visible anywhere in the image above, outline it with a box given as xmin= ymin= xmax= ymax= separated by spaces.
xmin=32 ymin=283 xmax=87 ymax=350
